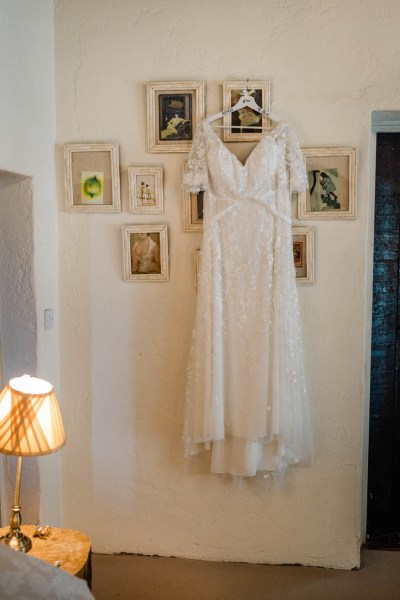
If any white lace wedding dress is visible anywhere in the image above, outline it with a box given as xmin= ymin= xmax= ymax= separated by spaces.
xmin=183 ymin=119 xmax=313 ymax=479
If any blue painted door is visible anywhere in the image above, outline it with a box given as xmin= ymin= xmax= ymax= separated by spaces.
xmin=368 ymin=132 xmax=400 ymax=546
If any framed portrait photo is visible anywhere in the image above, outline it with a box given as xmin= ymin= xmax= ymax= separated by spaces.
xmin=64 ymin=143 xmax=120 ymax=212
xmin=147 ymin=81 xmax=205 ymax=153
xmin=222 ymin=81 xmax=271 ymax=142
xmin=292 ymin=226 xmax=314 ymax=285
xmin=122 ymin=224 xmax=169 ymax=282
xmin=298 ymin=147 xmax=356 ymax=219
xmin=128 ymin=167 xmax=164 ymax=213
xmin=183 ymin=163 xmax=204 ymax=231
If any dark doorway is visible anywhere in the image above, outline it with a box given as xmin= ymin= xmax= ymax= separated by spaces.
xmin=367 ymin=131 xmax=400 ymax=547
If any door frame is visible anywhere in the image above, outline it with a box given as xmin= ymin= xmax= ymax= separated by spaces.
xmin=362 ymin=111 xmax=400 ymax=543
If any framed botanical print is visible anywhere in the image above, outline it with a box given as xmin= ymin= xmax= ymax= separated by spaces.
xmin=222 ymin=81 xmax=271 ymax=142
xmin=183 ymin=162 xmax=204 ymax=231
xmin=147 ymin=81 xmax=205 ymax=153
xmin=122 ymin=224 xmax=169 ymax=282
xmin=292 ymin=226 xmax=314 ymax=285
xmin=298 ymin=147 xmax=356 ymax=219
xmin=128 ymin=167 xmax=164 ymax=213
xmin=64 ymin=143 xmax=121 ymax=212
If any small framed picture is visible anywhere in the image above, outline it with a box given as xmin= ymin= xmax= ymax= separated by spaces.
xmin=122 ymin=224 xmax=169 ymax=282
xmin=147 ymin=81 xmax=205 ymax=153
xmin=292 ymin=226 xmax=314 ymax=285
xmin=222 ymin=81 xmax=271 ymax=142
xmin=128 ymin=167 xmax=164 ymax=213
xmin=64 ymin=143 xmax=120 ymax=212
xmin=194 ymin=249 xmax=202 ymax=290
xmin=298 ymin=148 xmax=356 ymax=219
xmin=183 ymin=163 xmax=204 ymax=231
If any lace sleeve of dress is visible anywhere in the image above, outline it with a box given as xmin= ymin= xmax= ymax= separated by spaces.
xmin=285 ymin=124 xmax=308 ymax=193
xmin=183 ymin=122 xmax=208 ymax=193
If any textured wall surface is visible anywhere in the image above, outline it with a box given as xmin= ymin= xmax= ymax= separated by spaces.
xmin=0 ymin=0 xmax=61 ymax=526
xmin=0 ymin=173 xmax=36 ymax=381
xmin=54 ymin=0 xmax=400 ymax=569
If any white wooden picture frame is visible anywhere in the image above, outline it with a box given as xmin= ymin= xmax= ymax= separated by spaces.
xmin=122 ymin=224 xmax=169 ymax=282
xmin=64 ymin=143 xmax=120 ymax=212
xmin=292 ymin=226 xmax=315 ymax=285
xmin=147 ymin=81 xmax=205 ymax=153
xmin=222 ymin=81 xmax=271 ymax=142
xmin=128 ymin=167 xmax=164 ymax=213
xmin=194 ymin=249 xmax=201 ymax=290
xmin=183 ymin=162 xmax=204 ymax=231
xmin=298 ymin=147 xmax=356 ymax=219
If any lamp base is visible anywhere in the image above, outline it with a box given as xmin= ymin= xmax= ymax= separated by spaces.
xmin=0 ymin=529 xmax=32 ymax=552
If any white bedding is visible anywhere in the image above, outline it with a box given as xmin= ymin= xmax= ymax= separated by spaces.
xmin=0 ymin=543 xmax=94 ymax=599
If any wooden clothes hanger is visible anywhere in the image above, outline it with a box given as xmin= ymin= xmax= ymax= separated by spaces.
xmin=206 ymin=84 xmax=281 ymax=129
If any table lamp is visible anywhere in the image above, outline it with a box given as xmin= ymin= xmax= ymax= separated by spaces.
xmin=0 ymin=375 xmax=66 ymax=552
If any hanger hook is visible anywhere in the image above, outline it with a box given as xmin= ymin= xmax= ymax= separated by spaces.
xmin=241 ymin=80 xmax=255 ymax=98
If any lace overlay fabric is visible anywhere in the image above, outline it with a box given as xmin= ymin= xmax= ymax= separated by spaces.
xmin=183 ymin=120 xmax=312 ymax=479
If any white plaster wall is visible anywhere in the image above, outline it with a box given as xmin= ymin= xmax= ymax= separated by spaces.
xmin=0 ymin=0 xmax=61 ymax=525
xmin=54 ymin=0 xmax=400 ymax=569
xmin=0 ymin=173 xmax=36 ymax=381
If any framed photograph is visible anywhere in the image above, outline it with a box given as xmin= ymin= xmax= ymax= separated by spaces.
xmin=194 ymin=250 xmax=202 ymax=291
xmin=64 ymin=143 xmax=120 ymax=212
xmin=222 ymin=81 xmax=271 ymax=142
xmin=292 ymin=226 xmax=314 ymax=285
xmin=128 ymin=167 xmax=164 ymax=213
xmin=147 ymin=81 xmax=205 ymax=153
xmin=298 ymin=147 xmax=356 ymax=219
xmin=183 ymin=163 xmax=204 ymax=231
xmin=122 ymin=224 xmax=169 ymax=282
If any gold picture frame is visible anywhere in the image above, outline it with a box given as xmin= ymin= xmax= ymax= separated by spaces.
xmin=292 ymin=226 xmax=315 ymax=285
xmin=147 ymin=81 xmax=205 ymax=153
xmin=64 ymin=143 xmax=121 ymax=213
xmin=298 ymin=147 xmax=356 ymax=219
xmin=222 ymin=81 xmax=271 ymax=142
xmin=122 ymin=224 xmax=169 ymax=282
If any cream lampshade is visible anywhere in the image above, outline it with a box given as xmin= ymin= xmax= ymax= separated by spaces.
xmin=0 ymin=375 xmax=66 ymax=552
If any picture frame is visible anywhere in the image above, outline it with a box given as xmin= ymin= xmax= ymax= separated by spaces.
xmin=298 ymin=147 xmax=356 ymax=219
xmin=122 ymin=224 xmax=169 ymax=282
xmin=147 ymin=81 xmax=205 ymax=153
xmin=183 ymin=162 xmax=204 ymax=231
xmin=292 ymin=226 xmax=315 ymax=285
xmin=194 ymin=249 xmax=201 ymax=290
xmin=128 ymin=167 xmax=164 ymax=213
xmin=64 ymin=143 xmax=121 ymax=212
xmin=222 ymin=81 xmax=271 ymax=142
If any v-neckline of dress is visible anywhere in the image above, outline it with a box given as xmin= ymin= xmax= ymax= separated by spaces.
xmin=202 ymin=119 xmax=286 ymax=169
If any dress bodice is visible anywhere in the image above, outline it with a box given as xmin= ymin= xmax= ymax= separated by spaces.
xmin=183 ymin=119 xmax=307 ymax=202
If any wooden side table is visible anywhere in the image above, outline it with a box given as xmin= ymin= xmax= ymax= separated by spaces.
xmin=0 ymin=525 xmax=92 ymax=587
